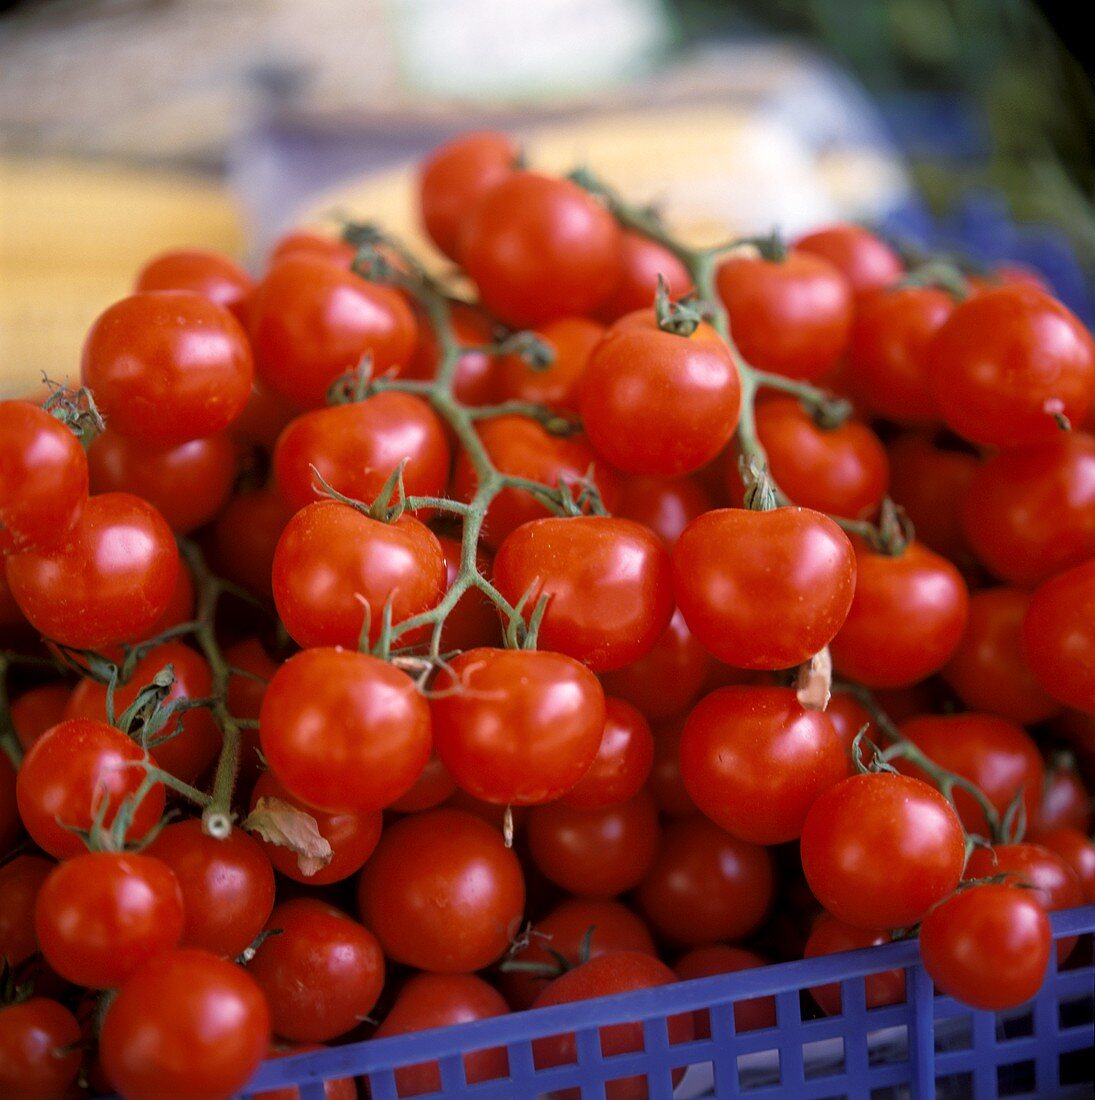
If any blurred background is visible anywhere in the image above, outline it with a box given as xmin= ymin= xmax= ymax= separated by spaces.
xmin=1 ymin=0 xmax=1092 ymax=397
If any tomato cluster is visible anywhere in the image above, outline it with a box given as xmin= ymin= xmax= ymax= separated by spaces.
xmin=2 ymin=130 xmax=1094 ymax=1100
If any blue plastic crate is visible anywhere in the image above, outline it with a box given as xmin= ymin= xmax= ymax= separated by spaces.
xmin=239 ymin=904 xmax=1095 ymax=1099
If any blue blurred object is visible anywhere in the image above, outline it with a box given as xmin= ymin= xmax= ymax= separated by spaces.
xmin=237 ymin=905 xmax=1095 ymax=1100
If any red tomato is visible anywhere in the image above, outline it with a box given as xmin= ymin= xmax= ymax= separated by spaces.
xmin=579 ymin=314 xmax=741 ymax=476
xmin=804 ymin=915 xmax=906 ymax=1015
xmin=213 ymin=484 xmax=293 ymax=598
xmin=434 ymin=534 xmax=501 ymax=653
xmin=492 ymin=516 xmax=674 ymax=672
xmin=496 ymin=316 xmax=605 ymax=414
xmin=82 ymin=291 xmax=253 ymax=445
xmin=405 ymin=301 xmax=499 ymax=408
xmin=388 ymin=753 xmax=458 ymax=813
xmin=9 ymin=683 xmax=69 ymax=751
xmin=681 ymin=686 xmax=846 ymax=844
xmin=418 ymin=131 xmax=518 ymax=260
xmin=223 ymin=637 xmax=279 ymax=797
xmin=260 ymin=647 xmax=431 ymax=814
xmin=268 ymin=229 xmax=356 ymax=268
xmin=134 ymin=248 xmax=253 ymax=321
xmin=927 ymin=285 xmax=1095 ymax=446
xmin=249 ymin=898 xmax=384 ymax=1043
xmin=249 ymin=255 xmax=418 ymax=409
xmin=34 ymin=851 xmax=184 ymax=988
xmin=636 ymin=815 xmax=775 ymax=945
xmin=794 ymin=224 xmax=904 ymax=297
xmin=646 ymin=717 xmax=698 ymax=817
xmin=615 ymin=474 xmax=714 ymax=549
xmin=357 ymin=808 xmax=525 ymax=973
xmin=230 ymin=382 xmax=299 ymax=451
xmin=273 ymin=393 xmax=450 ymax=513
xmin=673 ymin=507 xmax=856 ymax=669
xmin=675 ymin=945 xmax=776 ymax=1035
xmin=5 ymin=492 xmax=179 ymax=650
xmin=271 ymin=501 xmax=445 ymax=650
xmin=16 ymin=718 xmax=165 ymax=859
xmin=0 ymin=856 xmax=53 ymax=967
xmin=100 ymin=949 xmax=271 ymax=1100
xmin=147 ymin=818 xmax=276 ymax=957
xmin=1029 ymin=826 xmax=1095 ymax=903
xmin=825 ymin=690 xmax=875 ymax=770
xmin=829 ymin=538 xmax=969 ymax=688
xmin=919 ymin=885 xmax=1051 ymax=1011
xmin=1033 ymin=767 xmax=1092 ymax=833
xmin=715 ymin=250 xmax=853 ymax=381
xmin=0 ymin=999 xmax=82 ymax=1100
xmin=799 ymin=773 xmax=965 ymax=931
xmin=899 ymin=713 xmax=1045 ymax=837
xmin=0 ymin=401 xmax=88 ymax=554
xmin=595 ymin=229 xmax=693 ymax=322
xmin=560 ymin=697 xmax=654 ymax=809
xmin=527 ymin=792 xmax=661 ymax=899
xmin=254 ymin=1046 xmax=357 ymax=1100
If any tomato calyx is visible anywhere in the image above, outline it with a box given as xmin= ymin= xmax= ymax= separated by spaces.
xmin=40 ymin=377 xmax=106 ymax=448
xmin=895 ymin=259 xmax=971 ymax=301
xmin=653 ymin=275 xmax=704 ymax=337
xmin=499 ymin=923 xmax=598 ymax=980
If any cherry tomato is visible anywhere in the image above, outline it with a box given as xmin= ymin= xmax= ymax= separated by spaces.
xmin=615 ymin=474 xmax=714 ymax=550
xmin=927 ymin=285 xmax=1095 ymax=447
xmin=716 ymin=249 xmax=853 ymax=381
xmin=249 ymin=255 xmax=418 ymax=409
xmin=646 ymin=716 xmax=698 ymax=817
xmin=271 ymin=501 xmax=445 ymax=650
xmin=147 ymin=818 xmax=276 ymax=957
xmin=0 ymin=401 xmax=88 ymax=554
xmin=804 ymin=915 xmax=906 ymax=1015
xmin=675 ymin=946 xmax=776 ymax=1035
xmin=230 ymin=382 xmax=299 ymax=451
xmin=919 ymin=884 xmax=1051 ymax=1011
xmin=418 ymin=131 xmax=518 ymax=260
xmin=580 ymin=313 xmax=741 ymax=476
xmin=681 ymin=686 xmax=846 ymax=844
xmin=268 ymin=229 xmax=356 ymax=268
xmin=405 ymin=301 xmax=499 ymax=408
xmin=1029 ymin=826 xmax=1095 ymax=902
xmin=595 ymin=229 xmax=693 ymax=322
xmin=82 ymin=291 xmax=253 ymax=445
xmin=273 ymin=392 xmax=450 ymax=513
xmin=673 ymin=507 xmax=856 ymax=669
xmin=493 ymin=516 xmax=674 ymax=672
xmin=560 ymin=697 xmax=654 ymax=809
xmin=794 ymin=224 xmax=904 ymax=297
xmin=9 ymin=683 xmax=69 ymax=751
xmin=16 ymin=718 xmax=165 ymax=859
xmin=388 ymin=753 xmax=458 ymax=813
xmin=34 ymin=851 xmax=184 ymax=988
xmin=636 ymin=815 xmax=775 ymax=945
xmin=434 ymin=534 xmax=501 ymax=653
xmin=357 ymin=808 xmax=525 ymax=973
xmin=213 ymin=484 xmax=293 ymax=598
xmin=829 ymin=538 xmax=969 ymax=688
xmin=0 ymin=998 xmax=82 ymax=1100
xmin=496 ymin=316 xmax=605 ymax=414
xmin=800 ymin=773 xmax=965 ymax=931
xmin=1033 ymin=767 xmax=1092 ymax=833
xmin=0 ymin=856 xmax=52 ymax=968
xmin=260 ymin=647 xmax=431 ymax=814
xmin=825 ymin=690 xmax=875 ymax=770
xmin=99 ymin=948 xmax=271 ymax=1100
xmin=134 ymin=248 xmax=253 ymax=322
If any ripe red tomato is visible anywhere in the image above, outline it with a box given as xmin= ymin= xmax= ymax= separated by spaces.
xmin=673 ymin=506 xmax=856 ymax=669
xmin=34 ymin=851 xmax=184 ymax=988
xmin=794 ymin=224 xmax=904 ymax=297
xmin=9 ymin=683 xmax=69 ymax=751
xmin=389 ymin=754 xmax=458 ymax=813
xmin=82 ymin=291 xmax=253 ymax=445
xmin=0 ymin=401 xmax=88 ymax=554
xmin=6 ymin=491 xmax=179 ymax=650
xmin=1029 ymin=826 xmax=1095 ymax=902
xmin=357 ymin=808 xmax=525 ymax=973
xmin=579 ymin=313 xmax=741 ymax=476
xmin=675 ymin=945 xmax=776 ymax=1035
xmin=273 ymin=393 xmax=450 ymax=513
xmin=715 ymin=249 xmax=853 ymax=381
xmin=919 ymin=884 xmax=1051 ymax=1011
xmin=492 ymin=516 xmax=674 ymax=672
xmin=927 ymin=285 xmax=1095 ymax=447
xmin=595 ymin=229 xmax=693 ymax=322
xmin=636 ymin=815 xmax=775 ymax=945
xmin=645 ymin=716 xmax=698 ymax=817
xmin=260 ymin=647 xmax=431 ymax=814
xmin=800 ymin=773 xmax=965 ymax=930
xmin=560 ymin=697 xmax=654 ymax=809
xmin=134 ymin=248 xmax=253 ymax=321
xmin=803 ymin=914 xmax=906 ymax=1015
xmin=615 ymin=474 xmax=715 ymax=549
xmin=824 ymin=690 xmax=875 ymax=770
xmin=147 ymin=818 xmax=276 ymax=957
xmin=829 ymin=538 xmax=969 ymax=688
xmin=99 ymin=949 xmax=271 ymax=1100
xmin=495 ymin=316 xmax=605 ymax=414
xmin=0 ymin=998 xmax=82 ymax=1100
xmin=460 ymin=171 xmax=623 ymax=327
xmin=268 ymin=229 xmax=356 ymax=268
xmin=0 ymin=856 xmax=53 ymax=968
xmin=680 ymin=686 xmax=846 ymax=844
xmin=249 ymin=255 xmax=418 ymax=409
xmin=271 ymin=501 xmax=445 ymax=650
xmin=418 ymin=131 xmax=518 ymax=260
xmin=213 ymin=484 xmax=293 ymax=599
xmin=16 ymin=718 xmax=165 ymax=859
xmin=1033 ymin=768 xmax=1092 ymax=833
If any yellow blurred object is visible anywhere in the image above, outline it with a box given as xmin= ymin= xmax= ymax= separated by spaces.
xmin=0 ymin=159 xmax=244 ymax=398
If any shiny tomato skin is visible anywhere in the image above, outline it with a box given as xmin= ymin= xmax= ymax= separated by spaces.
xmin=5 ymin=492 xmax=179 ymax=650
xmin=271 ymin=501 xmax=445 ymax=650
xmin=388 ymin=753 xmax=458 ymax=813
xmin=927 ymin=285 xmax=1095 ymax=447
xmin=0 ymin=856 xmax=53 ymax=968
xmin=804 ymin=915 xmax=906 ymax=1016
xmin=579 ymin=314 xmax=741 ymax=476
xmin=431 ymin=647 xmax=605 ymax=805
xmin=272 ymin=392 xmax=450 ymax=513
xmin=595 ymin=229 xmax=694 ymax=322
xmin=260 ymin=647 xmax=431 ymax=814
xmin=99 ymin=948 xmax=271 ymax=1100
xmin=16 ymin=718 xmax=165 ymax=859
xmin=1034 ymin=767 xmax=1092 ymax=833
xmin=1029 ymin=826 xmax=1095 ymax=902
xmin=0 ymin=401 xmax=88 ymax=554
xmin=715 ymin=250 xmax=853 ymax=381
xmin=357 ymin=808 xmax=525 ymax=973
xmin=680 ymin=686 xmax=846 ymax=844
xmin=249 ymin=255 xmax=418 ymax=410
xmin=615 ymin=474 xmax=714 ymax=550
xmin=675 ymin=946 xmax=776 ymax=1036
xmin=673 ymin=507 xmax=856 ymax=670
xmin=147 ymin=818 xmax=276 ymax=957
xmin=794 ymin=224 xmax=904 ymax=296
xmin=212 ymin=484 xmax=293 ymax=599
xmin=82 ymin=291 xmax=253 ymax=445
xmin=800 ymin=773 xmax=966 ymax=931
xmin=919 ymin=885 xmax=1051 ymax=1011
xmin=492 ymin=516 xmax=674 ymax=672
xmin=560 ymin=697 xmax=654 ymax=809
xmin=0 ymin=998 xmax=82 ymax=1100
xmin=496 ymin=315 xmax=605 ymax=414
xmin=34 ymin=851 xmax=184 ymax=989
xmin=134 ymin=248 xmax=253 ymax=321
xmin=829 ymin=538 xmax=969 ymax=688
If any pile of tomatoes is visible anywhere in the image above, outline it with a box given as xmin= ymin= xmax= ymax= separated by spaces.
xmin=2 ymin=129 xmax=1094 ymax=1100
